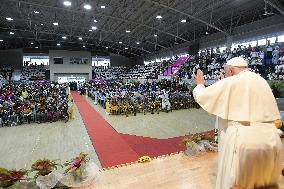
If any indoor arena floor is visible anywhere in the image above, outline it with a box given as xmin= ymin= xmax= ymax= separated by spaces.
xmin=85 ymin=96 xmax=215 ymax=139
xmin=0 ymin=104 xmax=101 ymax=169
xmin=0 ymin=94 xmax=215 ymax=169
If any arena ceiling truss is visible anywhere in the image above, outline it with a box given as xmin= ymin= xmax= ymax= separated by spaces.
xmin=0 ymin=0 xmax=282 ymax=57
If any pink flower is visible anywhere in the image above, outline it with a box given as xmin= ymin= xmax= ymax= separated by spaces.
xmin=0 ymin=174 xmax=10 ymax=182
xmin=9 ymin=170 xmax=26 ymax=181
xmin=71 ymin=158 xmax=82 ymax=170
xmin=34 ymin=161 xmax=50 ymax=171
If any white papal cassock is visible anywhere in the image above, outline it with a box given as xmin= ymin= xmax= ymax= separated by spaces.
xmin=193 ymin=70 xmax=283 ymax=189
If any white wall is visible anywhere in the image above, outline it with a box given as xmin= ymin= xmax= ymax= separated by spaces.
xmin=49 ymin=50 xmax=92 ymax=82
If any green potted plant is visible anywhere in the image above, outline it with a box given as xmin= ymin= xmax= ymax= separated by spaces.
xmin=181 ymin=132 xmax=217 ymax=156
xmin=60 ymin=152 xmax=100 ymax=188
xmin=31 ymin=159 xmax=63 ymax=189
xmin=63 ymin=153 xmax=89 ymax=181
xmin=0 ymin=168 xmax=28 ymax=188
xmin=31 ymin=159 xmax=60 ymax=178
xmin=268 ymin=80 xmax=284 ymax=98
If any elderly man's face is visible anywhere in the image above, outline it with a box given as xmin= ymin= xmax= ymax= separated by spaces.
xmin=224 ymin=65 xmax=233 ymax=77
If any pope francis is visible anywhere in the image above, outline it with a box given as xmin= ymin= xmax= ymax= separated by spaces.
xmin=193 ymin=57 xmax=283 ymax=189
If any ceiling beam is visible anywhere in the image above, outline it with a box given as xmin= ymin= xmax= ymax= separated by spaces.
xmin=0 ymin=26 xmax=152 ymax=55
xmin=128 ymin=1 xmax=179 ymax=46
xmin=143 ymin=0 xmax=230 ymax=36
xmin=4 ymin=0 xmax=190 ymax=42
xmin=264 ymin=0 xmax=284 ymax=17
xmin=0 ymin=15 xmax=155 ymax=53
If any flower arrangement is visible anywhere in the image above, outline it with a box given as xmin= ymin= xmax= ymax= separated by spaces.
xmin=0 ymin=153 xmax=92 ymax=188
xmin=64 ymin=153 xmax=89 ymax=179
xmin=0 ymin=168 xmax=28 ymax=188
xmin=181 ymin=132 xmax=215 ymax=149
xmin=31 ymin=159 xmax=60 ymax=177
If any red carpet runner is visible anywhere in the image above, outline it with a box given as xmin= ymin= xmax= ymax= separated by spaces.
xmin=72 ymin=91 xmax=214 ymax=167
xmin=120 ymin=134 xmax=186 ymax=157
xmin=72 ymin=91 xmax=139 ymax=168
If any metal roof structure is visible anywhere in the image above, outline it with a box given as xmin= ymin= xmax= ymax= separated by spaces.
xmin=0 ymin=0 xmax=283 ymax=57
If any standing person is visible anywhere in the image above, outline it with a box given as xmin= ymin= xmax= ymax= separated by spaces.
xmin=272 ymin=46 xmax=280 ymax=65
xmin=266 ymin=40 xmax=273 ymax=65
xmin=193 ymin=57 xmax=282 ymax=189
xmin=160 ymin=89 xmax=171 ymax=113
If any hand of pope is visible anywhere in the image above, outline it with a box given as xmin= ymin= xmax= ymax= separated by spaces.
xmin=195 ymin=69 xmax=205 ymax=85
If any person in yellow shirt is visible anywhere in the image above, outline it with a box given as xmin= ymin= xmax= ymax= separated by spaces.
xmin=69 ymin=100 xmax=75 ymax=119
xmin=21 ymin=89 xmax=29 ymax=99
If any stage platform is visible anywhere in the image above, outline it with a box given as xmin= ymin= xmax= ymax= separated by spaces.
xmin=78 ymin=152 xmax=284 ymax=189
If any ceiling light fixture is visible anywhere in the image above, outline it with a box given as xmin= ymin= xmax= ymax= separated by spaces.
xmin=84 ymin=4 xmax=92 ymax=10
xmin=9 ymin=32 xmax=14 ymax=35
xmin=83 ymin=45 xmax=86 ymax=48
xmin=0 ymin=40 xmax=3 ymax=42
xmin=94 ymin=19 xmax=98 ymax=23
xmin=62 ymin=36 xmax=67 ymax=39
xmin=136 ymin=42 xmax=140 ymax=45
xmin=63 ymin=1 xmax=72 ymax=6
xmin=6 ymin=17 xmax=13 ymax=21
xmin=156 ymin=15 xmax=162 ymax=19
xmin=34 ymin=11 xmax=40 ymax=14
xmin=91 ymin=26 xmax=97 ymax=30
xmin=126 ymin=30 xmax=131 ymax=33
xmin=78 ymin=37 xmax=83 ymax=40
xmin=31 ymin=42 xmax=34 ymax=45
xmin=106 ymin=47 xmax=109 ymax=49
xmin=205 ymin=31 xmax=209 ymax=35
xmin=40 ymin=23 xmax=44 ymax=26
xmin=154 ymin=34 xmax=157 ymax=37
xmin=119 ymin=41 xmax=122 ymax=44
xmin=101 ymin=5 xmax=105 ymax=9
xmin=89 ymin=29 xmax=92 ymax=31
xmin=125 ymin=47 xmax=128 ymax=50
xmin=35 ymin=47 xmax=39 ymax=49
xmin=53 ymin=22 xmax=59 ymax=26
xmin=57 ymin=43 xmax=61 ymax=46
xmin=181 ymin=19 xmax=186 ymax=23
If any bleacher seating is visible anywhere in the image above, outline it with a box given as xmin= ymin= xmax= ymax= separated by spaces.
xmin=177 ymin=44 xmax=284 ymax=81
xmin=93 ymin=66 xmax=126 ymax=80
xmin=121 ymin=62 xmax=161 ymax=79
xmin=20 ymin=62 xmax=46 ymax=81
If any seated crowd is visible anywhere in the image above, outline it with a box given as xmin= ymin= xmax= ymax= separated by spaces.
xmin=92 ymin=43 xmax=283 ymax=82
xmin=121 ymin=62 xmax=162 ymax=80
xmin=92 ymin=60 xmax=176 ymax=80
xmin=78 ymin=80 xmax=199 ymax=117
xmin=268 ymin=56 xmax=284 ymax=80
xmin=0 ymin=82 xmax=69 ymax=127
xmin=0 ymin=41 xmax=282 ymax=122
xmin=93 ymin=66 xmax=126 ymax=80
xmin=177 ymin=43 xmax=284 ymax=81
xmin=0 ymin=65 xmax=13 ymax=80
xmin=21 ymin=62 xmax=46 ymax=80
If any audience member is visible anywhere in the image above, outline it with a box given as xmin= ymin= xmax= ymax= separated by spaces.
xmin=0 ymin=81 xmax=69 ymax=127
xmin=82 ymin=80 xmax=199 ymax=117
xmin=21 ymin=62 xmax=46 ymax=80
